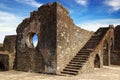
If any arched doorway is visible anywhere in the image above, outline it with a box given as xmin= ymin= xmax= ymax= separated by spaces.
xmin=0 ymin=62 xmax=5 ymax=71
xmin=94 ymin=54 xmax=100 ymax=68
xmin=103 ymin=40 xmax=109 ymax=66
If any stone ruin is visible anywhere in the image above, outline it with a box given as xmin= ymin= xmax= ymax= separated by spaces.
xmin=0 ymin=2 xmax=120 ymax=75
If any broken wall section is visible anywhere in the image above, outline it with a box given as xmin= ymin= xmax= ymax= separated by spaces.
xmin=14 ymin=2 xmax=57 ymax=73
xmin=0 ymin=35 xmax=16 ymax=70
xmin=56 ymin=3 xmax=93 ymax=74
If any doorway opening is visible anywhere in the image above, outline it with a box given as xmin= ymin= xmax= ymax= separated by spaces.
xmin=0 ymin=62 xmax=5 ymax=71
xmin=94 ymin=54 xmax=100 ymax=68
xmin=103 ymin=41 xmax=109 ymax=66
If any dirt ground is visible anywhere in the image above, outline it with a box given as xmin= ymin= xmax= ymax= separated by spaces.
xmin=0 ymin=65 xmax=120 ymax=80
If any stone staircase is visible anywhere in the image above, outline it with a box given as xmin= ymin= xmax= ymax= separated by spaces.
xmin=61 ymin=27 xmax=109 ymax=75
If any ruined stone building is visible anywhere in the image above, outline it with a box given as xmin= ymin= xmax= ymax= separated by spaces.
xmin=0 ymin=2 xmax=120 ymax=75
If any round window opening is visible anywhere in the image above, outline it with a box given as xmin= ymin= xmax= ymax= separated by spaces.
xmin=32 ymin=34 xmax=38 ymax=47
xmin=27 ymin=33 xmax=39 ymax=48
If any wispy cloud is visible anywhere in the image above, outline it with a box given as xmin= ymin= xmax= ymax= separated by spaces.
xmin=15 ymin=0 xmax=42 ymax=7
xmin=0 ymin=3 xmax=12 ymax=10
xmin=104 ymin=0 xmax=120 ymax=11
xmin=0 ymin=11 xmax=22 ymax=43
xmin=75 ymin=0 xmax=88 ymax=6
xmin=77 ymin=19 xmax=120 ymax=31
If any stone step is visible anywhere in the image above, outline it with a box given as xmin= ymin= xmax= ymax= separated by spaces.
xmin=76 ymin=53 xmax=89 ymax=56
xmin=87 ymin=41 xmax=96 ymax=43
xmin=86 ymin=42 xmax=97 ymax=44
xmin=84 ymin=44 xmax=96 ymax=46
xmin=71 ymin=59 xmax=86 ymax=62
xmin=79 ymin=50 xmax=91 ymax=53
xmin=69 ymin=62 xmax=84 ymax=66
xmin=86 ymin=43 xmax=98 ymax=46
xmin=74 ymin=55 xmax=89 ymax=58
xmin=61 ymin=71 xmax=78 ymax=75
xmin=73 ymin=56 xmax=88 ymax=60
xmin=87 ymin=39 xmax=99 ymax=42
xmin=73 ymin=57 xmax=88 ymax=60
xmin=67 ymin=64 xmax=83 ymax=67
xmin=63 ymin=68 xmax=78 ymax=73
xmin=80 ymin=49 xmax=92 ymax=51
xmin=77 ymin=52 xmax=90 ymax=55
xmin=81 ymin=48 xmax=94 ymax=51
xmin=75 ymin=55 xmax=89 ymax=58
xmin=89 ymin=37 xmax=100 ymax=40
xmin=84 ymin=45 xmax=96 ymax=48
xmin=65 ymin=66 xmax=80 ymax=70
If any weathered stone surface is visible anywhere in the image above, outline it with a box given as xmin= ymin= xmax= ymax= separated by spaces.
xmin=3 ymin=35 xmax=16 ymax=53
xmin=0 ymin=35 xmax=16 ymax=70
xmin=114 ymin=25 xmax=120 ymax=51
xmin=111 ymin=25 xmax=120 ymax=65
xmin=0 ymin=43 xmax=4 ymax=51
xmin=14 ymin=2 xmax=57 ymax=73
xmin=56 ymin=4 xmax=93 ymax=74
xmin=111 ymin=51 xmax=120 ymax=65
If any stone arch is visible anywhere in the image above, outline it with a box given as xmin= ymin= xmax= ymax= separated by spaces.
xmin=103 ymin=40 xmax=109 ymax=66
xmin=94 ymin=54 xmax=100 ymax=68
xmin=0 ymin=62 xmax=5 ymax=71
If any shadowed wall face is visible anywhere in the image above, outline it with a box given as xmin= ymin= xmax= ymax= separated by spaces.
xmin=0 ymin=54 xmax=9 ymax=71
xmin=111 ymin=25 xmax=120 ymax=65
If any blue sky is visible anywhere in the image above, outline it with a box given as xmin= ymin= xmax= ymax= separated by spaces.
xmin=0 ymin=0 xmax=120 ymax=43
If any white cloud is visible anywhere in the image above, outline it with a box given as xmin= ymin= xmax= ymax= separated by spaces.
xmin=75 ymin=0 xmax=88 ymax=6
xmin=77 ymin=19 xmax=120 ymax=31
xmin=15 ymin=0 xmax=42 ymax=7
xmin=104 ymin=0 xmax=120 ymax=11
xmin=0 ymin=11 xmax=23 ymax=43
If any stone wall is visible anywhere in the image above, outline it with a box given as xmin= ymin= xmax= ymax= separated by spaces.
xmin=114 ymin=25 xmax=120 ymax=51
xmin=111 ymin=51 xmax=120 ymax=65
xmin=56 ymin=3 xmax=93 ymax=74
xmin=3 ymin=35 xmax=16 ymax=53
xmin=14 ymin=2 xmax=57 ymax=73
xmin=0 ymin=43 xmax=4 ymax=51
xmin=112 ymin=25 xmax=120 ymax=65
xmin=0 ymin=35 xmax=16 ymax=70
